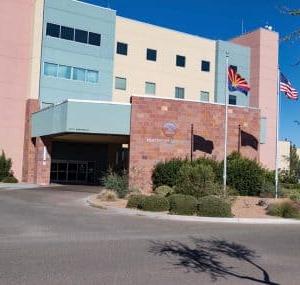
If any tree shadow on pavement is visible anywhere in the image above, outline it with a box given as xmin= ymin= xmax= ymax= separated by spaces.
xmin=149 ymin=237 xmax=280 ymax=285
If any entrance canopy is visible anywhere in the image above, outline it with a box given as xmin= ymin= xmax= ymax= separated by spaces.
xmin=31 ymin=99 xmax=131 ymax=138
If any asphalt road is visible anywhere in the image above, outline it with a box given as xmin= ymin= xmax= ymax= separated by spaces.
xmin=0 ymin=186 xmax=300 ymax=285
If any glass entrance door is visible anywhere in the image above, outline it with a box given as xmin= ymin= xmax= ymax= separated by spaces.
xmin=51 ymin=160 xmax=96 ymax=185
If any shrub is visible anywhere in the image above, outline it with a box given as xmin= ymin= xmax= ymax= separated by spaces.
xmin=140 ymin=195 xmax=169 ymax=212
xmin=267 ymin=201 xmax=300 ymax=219
xmin=279 ymin=170 xmax=298 ymax=184
xmin=197 ymin=196 xmax=232 ymax=217
xmin=260 ymin=181 xmax=275 ymax=198
xmin=0 ymin=151 xmax=13 ymax=181
xmin=289 ymin=193 xmax=300 ymax=202
xmin=154 ymin=185 xmax=174 ymax=197
xmin=103 ymin=170 xmax=128 ymax=198
xmin=126 ymin=194 xmax=147 ymax=209
xmin=1 ymin=176 xmax=18 ymax=183
xmin=225 ymin=152 xmax=265 ymax=196
xmin=97 ymin=190 xmax=118 ymax=202
xmin=175 ymin=164 xmax=220 ymax=199
xmin=281 ymin=183 xmax=300 ymax=190
xmin=152 ymin=158 xmax=187 ymax=189
xmin=192 ymin=157 xmax=222 ymax=183
xmin=168 ymin=194 xmax=198 ymax=215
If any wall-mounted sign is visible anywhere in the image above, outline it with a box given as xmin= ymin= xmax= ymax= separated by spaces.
xmin=146 ymin=122 xmax=177 ymax=144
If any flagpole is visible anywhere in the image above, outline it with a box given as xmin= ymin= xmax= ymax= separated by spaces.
xmin=275 ymin=67 xmax=280 ymax=199
xmin=223 ymin=52 xmax=229 ymax=196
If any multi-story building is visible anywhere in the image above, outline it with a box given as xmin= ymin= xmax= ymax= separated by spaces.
xmin=0 ymin=0 xmax=279 ymax=191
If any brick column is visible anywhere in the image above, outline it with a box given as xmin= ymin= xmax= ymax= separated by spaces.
xmin=22 ymin=99 xmax=52 ymax=185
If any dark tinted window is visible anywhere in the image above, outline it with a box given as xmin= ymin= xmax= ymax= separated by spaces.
xmin=89 ymin=32 xmax=101 ymax=46
xmin=175 ymin=87 xmax=185 ymax=99
xmin=229 ymin=95 xmax=237 ymax=105
xmin=61 ymin=26 xmax=74 ymax=41
xmin=117 ymin=42 xmax=128 ymax=55
xmin=201 ymin=60 xmax=210 ymax=72
xmin=176 ymin=55 xmax=186 ymax=67
xmin=75 ymin=29 xmax=88 ymax=44
xmin=147 ymin=49 xmax=157 ymax=61
xmin=46 ymin=23 xmax=60 ymax=38
xmin=229 ymin=65 xmax=237 ymax=72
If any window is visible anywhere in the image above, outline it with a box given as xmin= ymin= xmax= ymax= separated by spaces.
xmin=73 ymin=67 xmax=86 ymax=81
xmin=176 ymin=55 xmax=186 ymax=67
xmin=117 ymin=42 xmax=128 ymax=55
xmin=46 ymin=23 xmax=60 ymax=38
xmin=146 ymin=49 xmax=157 ymax=61
xmin=89 ymin=32 xmax=101 ymax=46
xmin=200 ymin=91 xmax=209 ymax=102
xmin=86 ymin=70 xmax=99 ymax=83
xmin=145 ymin=82 xmax=156 ymax=95
xmin=229 ymin=65 xmax=237 ymax=72
xmin=201 ymin=60 xmax=210 ymax=72
xmin=75 ymin=29 xmax=88 ymax=44
xmin=58 ymin=65 xmax=72 ymax=79
xmin=115 ymin=77 xmax=127 ymax=90
xmin=60 ymin=26 xmax=74 ymax=41
xmin=175 ymin=87 xmax=185 ymax=99
xmin=229 ymin=95 xmax=237 ymax=105
xmin=44 ymin=63 xmax=58 ymax=77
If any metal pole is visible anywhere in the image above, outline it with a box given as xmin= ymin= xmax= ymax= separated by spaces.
xmin=191 ymin=124 xmax=194 ymax=162
xmin=223 ymin=53 xmax=229 ymax=196
xmin=275 ymin=68 xmax=280 ymax=199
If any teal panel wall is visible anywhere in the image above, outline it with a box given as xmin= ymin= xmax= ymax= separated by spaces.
xmin=40 ymin=0 xmax=116 ymax=106
xmin=31 ymin=100 xmax=131 ymax=137
xmin=260 ymin=117 xmax=267 ymax=144
xmin=215 ymin=41 xmax=251 ymax=107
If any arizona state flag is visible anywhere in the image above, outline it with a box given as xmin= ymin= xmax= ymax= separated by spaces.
xmin=228 ymin=67 xmax=250 ymax=95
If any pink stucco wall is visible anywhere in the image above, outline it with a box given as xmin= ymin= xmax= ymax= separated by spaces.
xmin=232 ymin=29 xmax=279 ymax=170
xmin=0 ymin=0 xmax=35 ymax=179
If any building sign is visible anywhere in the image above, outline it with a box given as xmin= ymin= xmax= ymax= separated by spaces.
xmin=146 ymin=122 xmax=177 ymax=144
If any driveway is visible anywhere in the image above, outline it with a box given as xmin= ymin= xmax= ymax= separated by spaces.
xmin=0 ymin=187 xmax=299 ymax=285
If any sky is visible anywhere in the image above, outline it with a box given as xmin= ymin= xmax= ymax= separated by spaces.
xmin=81 ymin=0 xmax=300 ymax=145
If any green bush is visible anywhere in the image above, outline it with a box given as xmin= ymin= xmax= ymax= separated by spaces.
xmin=192 ymin=157 xmax=222 ymax=183
xmin=279 ymin=170 xmax=298 ymax=184
xmin=175 ymin=164 xmax=220 ymax=199
xmin=0 ymin=151 xmax=13 ymax=181
xmin=197 ymin=196 xmax=232 ymax=217
xmin=1 ymin=176 xmax=18 ymax=183
xmin=281 ymin=183 xmax=300 ymax=190
xmin=103 ymin=170 xmax=128 ymax=198
xmin=260 ymin=181 xmax=275 ymax=198
xmin=289 ymin=193 xmax=300 ymax=202
xmin=126 ymin=194 xmax=147 ymax=209
xmin=168 ymin=194 xmax=198 ymax=215
xmin=225 ymin=152 xmax=265 ymax=196
xmin=154 ymin=185 xmax=174 ymax=197
xmin=152 ymin=158 xmax=187 ymax=189
xmin=140 ymin=195 xmax=169 ymax=212
xmin=267 ymin=202 xmax=300 ymax=219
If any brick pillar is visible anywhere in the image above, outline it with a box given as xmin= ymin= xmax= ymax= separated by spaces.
xmin=22 ymin=99 xmax=52 ymax=185
xmin=22 ymin=99 xmax=39 ymax=183
xmin=35 ymin=137 xmax=52 ymax=185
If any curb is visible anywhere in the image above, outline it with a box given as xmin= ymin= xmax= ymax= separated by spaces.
xmin=86 ymin=195 xmax=300 ymax=225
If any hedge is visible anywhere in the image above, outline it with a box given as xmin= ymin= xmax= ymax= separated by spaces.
xmin=154 ymin=185 xmax=174 ymax=197
xmin=126 ymin=194 xmax=147 ymax=209
xmin=197 ymin=196 xmax=232 ymax=217
xmin=168 ymin=194 xmax=198 ymax=216
xmin=140 ymin=195 xmax=169 ymax=212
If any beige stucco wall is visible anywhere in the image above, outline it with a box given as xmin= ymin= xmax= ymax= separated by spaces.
xmin=113 ymin=17 xmax=216 ymax=103
xmin=279 ymin=140 xmax=290 ymax=171
xmin=29 ymin=0 xmax=44 ymax=100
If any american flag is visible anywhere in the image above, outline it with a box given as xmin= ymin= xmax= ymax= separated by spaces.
xmin=280 ymin=72 xmax=298 ymax=100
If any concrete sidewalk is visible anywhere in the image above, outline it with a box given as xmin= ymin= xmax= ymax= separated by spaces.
xmin=87 ymin=195 xmax=300 ymax=225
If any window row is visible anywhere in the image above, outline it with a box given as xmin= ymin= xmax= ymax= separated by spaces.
xmin=116 ymin=42 xmax=210 ymax=71
xmin=44 ymin=62 xmax=99 ymax=83
xmin=114 ymin=77 xmax=225 ymax=103
xmin=46 ymin=23 xmax=101 ymax=46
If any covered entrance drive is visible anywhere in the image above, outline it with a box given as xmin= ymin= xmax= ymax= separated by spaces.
xmin=50 ymin=134 xmax=129 ymax=185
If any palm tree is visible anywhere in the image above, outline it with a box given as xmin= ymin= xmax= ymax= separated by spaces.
xmin=281 ymin=7 xmax=300 ymax=41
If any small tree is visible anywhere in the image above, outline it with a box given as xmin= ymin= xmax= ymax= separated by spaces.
xmin=289 ymin=144 xmax=300 ymax=179
xmin=0 ymin=151 xmax=13 ymax=181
